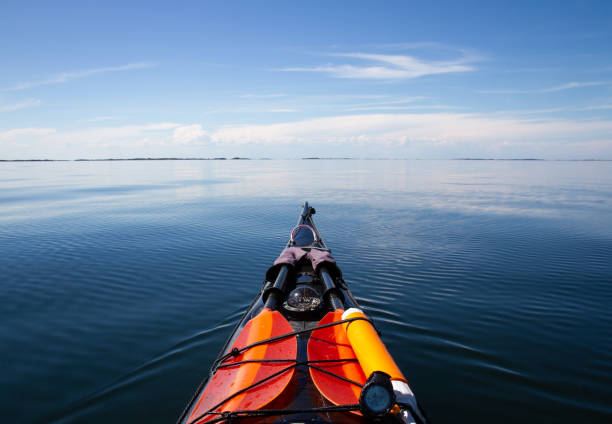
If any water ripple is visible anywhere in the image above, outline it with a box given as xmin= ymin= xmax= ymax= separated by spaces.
xmin=1 ymin=160 xmax=611 ymax=423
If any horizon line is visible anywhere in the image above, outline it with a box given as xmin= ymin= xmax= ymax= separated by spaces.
xmin=1 ymin=157 xmax=611 ymax=162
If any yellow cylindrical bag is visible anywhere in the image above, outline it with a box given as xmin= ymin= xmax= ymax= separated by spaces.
xmin=342 ymin=308 xmax=406 ymax=382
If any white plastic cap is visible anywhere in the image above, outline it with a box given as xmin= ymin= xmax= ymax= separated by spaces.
xmin=341 ymin=307 xmax=363 ymax=320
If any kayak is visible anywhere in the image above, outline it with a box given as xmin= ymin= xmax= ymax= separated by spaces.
xmin=177 ymin=203 xmax=429 ymax=424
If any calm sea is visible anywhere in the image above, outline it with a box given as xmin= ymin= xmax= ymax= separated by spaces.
xmin=1 ymin=160 xmax=611 ymax=423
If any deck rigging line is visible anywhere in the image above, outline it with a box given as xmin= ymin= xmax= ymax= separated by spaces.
xmin=188 ymin=316 xmax=377 ymax=424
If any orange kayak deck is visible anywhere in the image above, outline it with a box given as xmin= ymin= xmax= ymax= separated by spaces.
xmin=185 ymin=309 xmax=297 ymax=423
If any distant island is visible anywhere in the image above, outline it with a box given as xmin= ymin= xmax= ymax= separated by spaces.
xmin=302 ymin=157 xmax=354 ymax=160
xmin=452 ymin=158 xmax=611 ymax=161
xmin=1 ymin=157 xmax=235 ymax=162
xmin=454 ymin=158 xmax=545 ymax=161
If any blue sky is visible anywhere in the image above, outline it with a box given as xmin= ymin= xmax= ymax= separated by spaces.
xmin=1 ymin=0 xmax=611 ymax=159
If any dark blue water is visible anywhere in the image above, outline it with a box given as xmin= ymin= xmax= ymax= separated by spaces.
xmin=1 ymin=160 xmax=611 ymax=423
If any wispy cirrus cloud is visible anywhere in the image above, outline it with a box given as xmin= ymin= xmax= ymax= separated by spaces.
xmin=491 ymin=104 xmax=612 ymax=116
xmin=369 ymin=41 xmax=456 ymax=50
xmin=0 ymin=98 xmax=41 ymax=112
xmin=341 ymin=96 xmax=427 ymax=111
xmin=542 ymin=82 xmax=606 ymax=92
xmin=5 ymin=62 xmax=157 ymax=91
xmin=481 ymin=81 xmax=606 ymax=94
xmin=282 ymin=51 xmax=476 ymax=80
xmin=267 ymin=108 xmax=298 ymax=113
xmin=237 ymin=93 xmax=286 ymax=98
xmin=346 ymin=104 xmax=459 ymax=112
xmin=78 ymin=116 xmax=121 ymax=123
xmin=582 ymin=104 xmax=612 ymax=111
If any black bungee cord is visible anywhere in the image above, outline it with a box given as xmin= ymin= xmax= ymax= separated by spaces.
xmin=187 ymin=316 xmax=378 ymax=424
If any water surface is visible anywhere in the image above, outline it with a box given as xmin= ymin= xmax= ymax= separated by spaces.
xmin=1 ymin=160 xmax=611 ymax=423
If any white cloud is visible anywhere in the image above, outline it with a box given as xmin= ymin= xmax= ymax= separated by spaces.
xmin=0 ymin=127 xmax=56 ymax=140
xmin=1 ymin=123 xmax=177 ymax=144
xmin=0 ymin=98 xmax=41 ymax=112
xmin=283 ymin=51 xmax=475 ymax=80
xmin=172 ymin=124 xmax=209 ymax=144
xmin=3 ymin=114 xmax=612 ymax=159
xmin=0 ymin=123 xmax=183 ymax=158
xmin=208 ymin=113 xmax=612 ymax=149
xmin=5 ymin=62 xmax=157 ymax=91
xmin=70 ymin=122 xmax=180 ymax=143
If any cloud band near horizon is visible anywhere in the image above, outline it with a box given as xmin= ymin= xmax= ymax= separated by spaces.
xmin=2 ymin=111 xmax=611 ymax=159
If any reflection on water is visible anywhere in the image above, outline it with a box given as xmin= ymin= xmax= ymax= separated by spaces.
xmin=0 ymin=160 xmax=611 ymax=423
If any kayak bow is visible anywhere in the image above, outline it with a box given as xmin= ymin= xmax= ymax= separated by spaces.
xmin=178 ymin=203 xmax=429 ymax=424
